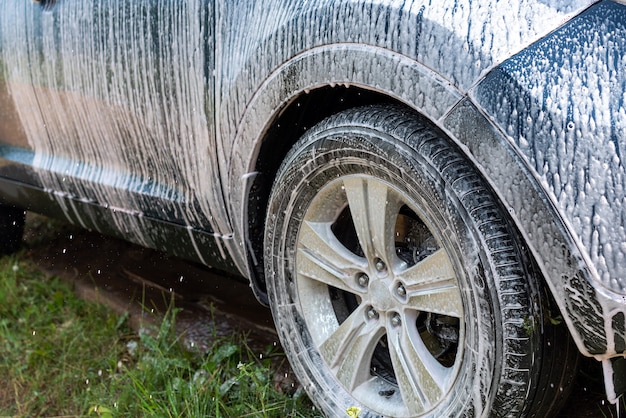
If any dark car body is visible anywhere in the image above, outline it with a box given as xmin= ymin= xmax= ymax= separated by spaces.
xmin=1 ymin=0 xmax=625 ymax=414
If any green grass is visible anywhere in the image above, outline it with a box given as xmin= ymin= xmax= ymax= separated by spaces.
xmin=0 ymin=254 xmax=318 ymax=417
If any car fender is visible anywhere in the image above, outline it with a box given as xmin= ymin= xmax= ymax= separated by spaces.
xmin=466 ymin=0 xmax=626 ymax=359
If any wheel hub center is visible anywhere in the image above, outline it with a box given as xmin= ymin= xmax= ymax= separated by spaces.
xmin=369 ymin=279 xmax=394 ymax=311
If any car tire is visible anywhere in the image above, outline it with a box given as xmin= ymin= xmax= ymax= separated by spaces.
xmin=264 ymin=105 xmax=577 ymax=417
xmin=0 ymin=204 xmax=25 ymax=255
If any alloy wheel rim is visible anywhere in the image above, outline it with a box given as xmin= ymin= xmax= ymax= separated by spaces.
xmin=295 ymin=174 xmax=465 ymax=416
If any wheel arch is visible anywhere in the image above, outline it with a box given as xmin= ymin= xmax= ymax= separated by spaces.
xmin=235 ymin=45 xmax=601 ymax=367
xmin=230 ymin=45 xmax=464 ymax=305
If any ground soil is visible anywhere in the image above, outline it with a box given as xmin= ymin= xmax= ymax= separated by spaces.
xmin=22 ymin=215 xmax=622 ymax=417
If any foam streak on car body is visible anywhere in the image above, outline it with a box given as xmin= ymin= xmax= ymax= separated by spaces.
xmin=0 ymin=1 xmax=229 ymax=252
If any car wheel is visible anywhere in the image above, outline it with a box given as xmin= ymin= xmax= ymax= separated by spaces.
xmin=0 ymin=204 xmax=25 ymax=255
xmin=264 ymin=105 xmax=577 ymax=417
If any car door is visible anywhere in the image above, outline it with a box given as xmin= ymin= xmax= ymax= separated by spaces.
xmin=0 ymin=0 xmax=230 ymax=242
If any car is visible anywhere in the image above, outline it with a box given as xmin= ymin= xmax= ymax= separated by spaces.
xmin=1 ymin=0 xmax=625 ymax=416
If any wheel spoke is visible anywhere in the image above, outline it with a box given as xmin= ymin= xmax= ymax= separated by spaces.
xmin=406 ymin=283 xmax=463 ymax=318
xmin=388 ymin=316 xmax=451 ymax=414
xmin=319 ymin=305 xmax=384 ymax=391
xmin=297 ymin=220 xmax=367 ymax=293
xmin=343 ymin=177 xmax=402 ymax=266
xmin=398 ymin=249 xmax=463 ymax=318
xmin=399 ymin=249 xmax=455 ymax=286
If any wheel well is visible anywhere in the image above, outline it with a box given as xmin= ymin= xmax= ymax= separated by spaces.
xmin=246 ymin=86 xmax=400 ymax=304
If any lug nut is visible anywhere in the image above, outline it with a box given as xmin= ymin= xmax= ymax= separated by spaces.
xmin=357 ymin=273 xmax=369 ymax=287
xmin=396 ymin=284 xmax=406 ymax=297
xmin=391 ymin=313 xmax=402 ymax=327
xmin=375 ymin=258 xmax=386 ymax=272
xmin=367 ymin=308 xmax=379 ymax=320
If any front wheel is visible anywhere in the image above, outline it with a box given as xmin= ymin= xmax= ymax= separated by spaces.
xmin=264 ymin=106 xmax=576 ymax=417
